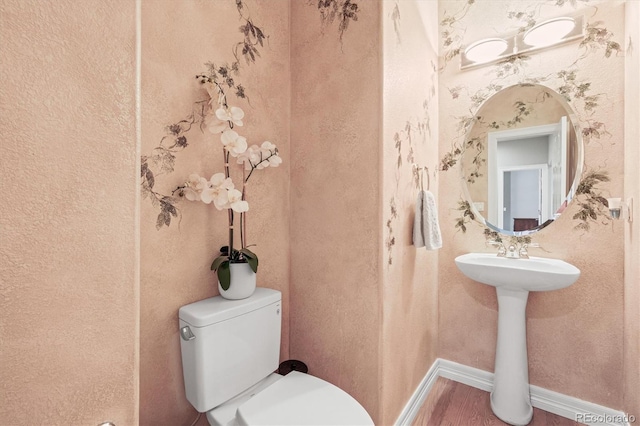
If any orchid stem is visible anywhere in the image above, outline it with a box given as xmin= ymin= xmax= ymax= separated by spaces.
xmin=223 ymin=148 xmax=234 ymax=259
xmin=240 ymin=168 xmax=247 ymax=249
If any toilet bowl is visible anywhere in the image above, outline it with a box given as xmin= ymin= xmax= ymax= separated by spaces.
xmin=179 ymin=288 xmax=374 ymax=425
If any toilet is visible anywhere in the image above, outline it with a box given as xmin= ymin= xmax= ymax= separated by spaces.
xmin=179 ymin=288 xmax=374 ymax=425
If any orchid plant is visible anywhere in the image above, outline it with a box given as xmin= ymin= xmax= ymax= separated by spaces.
xmin=178 ymin=74 xmax=282 ymax=290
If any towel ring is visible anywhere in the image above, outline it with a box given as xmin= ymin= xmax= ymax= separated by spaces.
xmin=412 ymin=164 xmax=430 ymax=191
xmin=424 ymin=167 xmax=430 ymax=190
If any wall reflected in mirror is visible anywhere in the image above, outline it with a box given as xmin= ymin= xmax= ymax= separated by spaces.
xmin=461 ymin=84 xmax=582 ymax=235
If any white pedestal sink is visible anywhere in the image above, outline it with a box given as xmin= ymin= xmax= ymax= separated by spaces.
xmin=455 ymin=253 xmax=580 ymax=426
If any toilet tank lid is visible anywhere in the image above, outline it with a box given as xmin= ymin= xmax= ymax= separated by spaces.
xmin=179 ymin=288 xmax=281 ymax=327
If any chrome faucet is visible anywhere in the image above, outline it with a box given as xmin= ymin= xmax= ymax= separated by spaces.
xmin=518 ymin=243 xmax=540 ymax=259
xmin=487 ymin=240 xmax=507 ymax=257
xmin=488 ymin=239 xmax=541 ymax=259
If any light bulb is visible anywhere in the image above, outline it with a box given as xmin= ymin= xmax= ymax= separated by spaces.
xmin=523 ymin=17 xmax=576 ymax=48
xmin=464 ymin=38 xmax=509 ymax=64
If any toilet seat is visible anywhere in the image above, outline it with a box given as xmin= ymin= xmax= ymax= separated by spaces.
xmin=236 ymin=371 xmax=374 ymax=425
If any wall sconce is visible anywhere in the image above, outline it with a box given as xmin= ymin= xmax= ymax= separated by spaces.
xmin=607 ymin=197 xmax=634 ymax=222
xmin=461 ymin=14 xmax=585 ymax=70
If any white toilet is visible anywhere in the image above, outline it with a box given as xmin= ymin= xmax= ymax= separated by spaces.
xmin=179 ymin=288 xmax=374 ymax=425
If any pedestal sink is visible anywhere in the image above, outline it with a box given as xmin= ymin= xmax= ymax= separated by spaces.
xmin=454 ymin=253 xmax=580 ymax=426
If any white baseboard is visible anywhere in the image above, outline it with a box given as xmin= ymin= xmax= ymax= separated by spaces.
xmin=395 ymin=358 xmax=633 ymax=426
xmin=394 ymin=358 xmax=441 ymax=426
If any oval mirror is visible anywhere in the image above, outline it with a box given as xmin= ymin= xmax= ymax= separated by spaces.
xmin=461 ymin=83 xmax=583 ymax=236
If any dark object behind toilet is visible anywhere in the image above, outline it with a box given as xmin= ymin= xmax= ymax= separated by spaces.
xmin=278 ymin=360 xmax=308 ymax=375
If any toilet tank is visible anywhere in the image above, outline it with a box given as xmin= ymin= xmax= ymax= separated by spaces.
xmin=179 ymin=288 xmax=282 ymax=413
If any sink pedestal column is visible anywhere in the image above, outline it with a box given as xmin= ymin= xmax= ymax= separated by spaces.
xmin=491 ymin=287 xmax=533 ymax=426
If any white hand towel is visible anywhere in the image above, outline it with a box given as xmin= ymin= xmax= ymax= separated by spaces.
xmin=413 ymin=190 xmax=442 ymax=250
xmin=413 ymin=191 xmax=426 ymax=248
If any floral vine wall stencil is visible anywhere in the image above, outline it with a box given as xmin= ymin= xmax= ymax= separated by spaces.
xmin=385 ymin=57 xmax=436 ymax=266
xmin=391 ymin=2 xmax=401 ymax=44
xmin=386 ymin=114 xmax=420 ymax=266
xmin=141 ymin=0 xmax=270 ymax=230
xmin=439 ymin=0 xmax=473 ymax=70
xmin=308 ymin=0 xmax=360 ymax=42
xmin=504 ymin=0 xmax=592 ymax=33
xmin=454 ymin=199 xmax=474 ymax=233
xmin=385 ymin=198 xmax=398 ymax=266
xmin=383 ymin=0 xmax=438 ymax=261
xmin=386 ymin=93 xmax=435 ymax=265
xmin=438 ymin=0 xmax=623 ymax=235
xmin=572 ymin=169 xmax=611 ymax=231
xmin=232 ymin=0 xmax=268 ymax=66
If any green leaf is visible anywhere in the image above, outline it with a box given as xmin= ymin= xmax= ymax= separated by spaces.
xmin=217 ymin=261 xmax=231 ymax=290
xmin=240 ymin=247 xmax=257 ymax=259
xmin=240 ymin=248 xmax=258 ymax=273
xmin=246 ymin=256 xmax=258 ymax=273
xmin=211 ymin=256 xmax=227 ymax=271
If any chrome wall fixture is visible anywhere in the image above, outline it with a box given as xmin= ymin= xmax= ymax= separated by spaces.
xmin=607 ymin=197 xmax=634 ymax=222
xmin=460 ymin=15 xmax=585 ymax=70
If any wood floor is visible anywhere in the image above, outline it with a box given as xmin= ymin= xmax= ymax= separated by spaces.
xmin=412 ymin=377 xmax=583 ymax=426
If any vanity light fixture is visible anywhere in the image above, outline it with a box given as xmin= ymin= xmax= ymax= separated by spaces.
xmin=460 ymin=14 xmax=584 ymax=70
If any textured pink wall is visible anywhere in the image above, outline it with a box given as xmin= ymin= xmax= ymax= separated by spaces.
xmin=438 ymin=0 xmax=626 ymax=410
xmin=624 ymin=0 xmax=640 ymax=418
xmin=289 ymin=0 xmax=382 ymax=422
xmin=4 ymin=1 xmax=633 ymax=424
xmin=139 ymin=1 xmax=290 ymax=424
xmin=381 ymin=1 xmax=439 ymax=424
xmin=0 ymin=0 xmax=139 ymax=424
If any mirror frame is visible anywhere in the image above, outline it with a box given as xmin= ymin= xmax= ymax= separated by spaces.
xmin=459 ymin=83 xmax=585 ymax=236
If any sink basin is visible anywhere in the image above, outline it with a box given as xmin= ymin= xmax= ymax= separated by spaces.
xmin=454 ymin=253 xmax=580 ymax=291
xmin=454 ymin=253 xmax=580 ymax=425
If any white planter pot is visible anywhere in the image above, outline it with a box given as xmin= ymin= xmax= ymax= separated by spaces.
xmin=218 ymin=262 xmax=257 ymax=300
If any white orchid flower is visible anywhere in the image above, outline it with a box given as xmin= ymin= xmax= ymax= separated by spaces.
xmin=206 ymin=112 xmax=228 ymax=134
xmin=221 ymin=129 xmax=248 ymax=157
xmin=210 ymin=172 xmax=234 ymax=189
xmin=201 ymin=173 xmax=235 ymax=210
xmin=212 ymin=188 xmax=230 ymax=210
xmin=236 ymin=144 xmax=262 ymax=170
xmin=261 ymin=141 xmax=277 ymax=151
xmin=183 ymin=173 xmax=208 ymax=201
xmin=206 ymin=106 xmax=244 ymax=134
xmin=251 ymin=141 xmax=280 ymax=169
xmin=261 ymin=141 xmax=281 ymax=168
xmin=227 ymin=188 xmax=249 ymax=213
xmin=216 ymin=106 xmax=244 ymax=127
xmin=267 ymin=154 xmax=282 ymax=167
